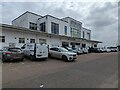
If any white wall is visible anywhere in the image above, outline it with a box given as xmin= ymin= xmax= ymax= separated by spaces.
xmin=0 ymin=26 xmax=2 ymax=49
xmin=1 ymin=28 xmax=63 ymax=48
xmin=12 ymin=12 xmax=42 ymax=29
xmin=81 ymin=27 xmax=91 ymax=40
xmin=12 ymin=12 xmax=29 ymax=28
xmin=47 ymin=15 xmax=69 ymax=36
xmin=37 ymin=16 xmax=47 ymax=32
xmin=27 ymin=12 xmax=42 ymax=25
xmin=2 ymin=29 xmax=36 ymax=48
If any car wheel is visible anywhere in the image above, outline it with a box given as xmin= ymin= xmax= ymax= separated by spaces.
xmin=62 ymin=55 xmax=68 ymax=62
xmin=2 ymin=55 xmax=5 ymax=62
xmin=20 ymin=58 xmax=24 ymax=61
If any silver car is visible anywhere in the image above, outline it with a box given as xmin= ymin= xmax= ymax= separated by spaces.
xmin=72 ymin=47 xmax=83 ymax=55
xmin=49 ymin=47 xmax=77 ymax=62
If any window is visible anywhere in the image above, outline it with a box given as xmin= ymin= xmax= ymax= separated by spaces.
xmin=40 ymin=22 xmax=46 ymax=32
xmin=64 ymin=26 xmax=67 ymax=35
xmin=70 ymin=28 xmax=78 ymax=37
xmin=70 ymin=28 xmax=72 ymax=36
xmin=30 ymin=39 xmax=35 ymax=43
xmin=83 ymin=31 xmax=85 ymax=38
xmin=94 ymin=44 xmax=97 ymax=47
xmin=2 ymin=47 xmax=9 ymax=51
xmin=29 ymin=22 xmax=37 ymax=30
xmin=87 ymin=33 xmax=90 ymax=40
xmin=0 ymin=36 xmax=5 ymax=43
xmin=19 ymin=38 xmax=25 ymax=43
xmin=82 ymin=44 xmax=86 ymax=48
xmin=9 ymin=48 xmax=22 ymax=52
xmin=51 ymin=22 xmax=59 ymax=34
xmin=50 ymin=48 xmax=59 ymax=51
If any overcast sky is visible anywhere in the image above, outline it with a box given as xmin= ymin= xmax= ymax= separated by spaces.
xmin=1 ymin=1 xmax=119 ymax=47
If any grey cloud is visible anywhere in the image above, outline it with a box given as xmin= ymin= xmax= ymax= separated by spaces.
xmin=85 ymin=2 xmax=117 ymax=29
xmin=1 ymin=2 xmax=118 ymax=46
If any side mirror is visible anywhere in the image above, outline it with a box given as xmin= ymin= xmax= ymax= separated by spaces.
xmin=21 ymin=47 xmax=25 ymax=49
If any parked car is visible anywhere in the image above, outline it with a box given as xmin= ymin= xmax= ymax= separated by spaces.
xmin=49 ymin=47 xmax=77 ymax=62
xmin=82 ymin=47 xmax=88 ymax=54
xmin=110 ymin=47 xmax=118 ymax=52
xmin=106 ymin=48 xmax=111 ymax=52
xmin=99 ymin=48 xmax=104 ymax=52
xmin=72 ymin=47 xmax=83 ymax=55
xmin=63 ymin=46 xmax=74 ymax=53
xmin=88 ymin=47 xmax=102 ymax=53
xmin=1 ymin=47 xmax=24 ymax=62
xmin=101 ymin=47 xmax=111 ymax=52
xmin=21 ymin=43 xmax=48 ymax=60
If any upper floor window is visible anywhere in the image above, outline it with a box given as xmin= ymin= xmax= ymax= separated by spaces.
xmin=83 ymin=31 xmax=85 ymax=38
xmin=0 ymin=36 xmax=5 ymax=43
xmin=19 ymin=38 xmax=25 ymax=43
xmin=29 ymin=22 xmax=37 ymax=30
xmin=30 ymin=39 xmax=35 ymax=43
xmin=64 ymin=26 xmax=67 ymax=35
xmin=87 ymin=33 xmax=90 ymax=40
xmin=40 ymin=22 xmax=46 ymax=32
xmin=51 ymin=22 xmax=59 ymax=34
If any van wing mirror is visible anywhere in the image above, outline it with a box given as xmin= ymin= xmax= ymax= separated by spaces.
xmin=21 ymin=47 xmax=25 ymax=49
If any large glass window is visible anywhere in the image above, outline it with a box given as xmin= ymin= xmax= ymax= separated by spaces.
xmin=87 ymin=33 xmax=90 ymax=40
xmin=51 ymin=22 xmax=59 ymax=34
xmin=70 ymin=28 xmax=79 ymax=37
xmin=29 ymin=22 xmax=37 ymax=30
xmin=83 ymin=31 xmax=85 ymax=38
xmin=19 ymin=38 xmax=25 ymax=43
xmin=64 ymin=26 xmax=67 ymax=35
xmin=40 ymin=22 xmax=46 ymax=32
xmin=0 ymin=36 xmax=5 ymax=43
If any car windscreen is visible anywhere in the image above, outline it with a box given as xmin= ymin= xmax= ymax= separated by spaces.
xmin=72 ymin=48 xmax=77 ymax=50
xmin=9 ymin=48 xmax=22 ymax=52
xmin=66 ymin=47 xmax=72 ymax=51
xmin=59 ymin=47 xmax=68 ymax=52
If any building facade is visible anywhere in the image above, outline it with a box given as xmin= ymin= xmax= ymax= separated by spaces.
xmin=0 ymin=11 xmax=101 ymax=49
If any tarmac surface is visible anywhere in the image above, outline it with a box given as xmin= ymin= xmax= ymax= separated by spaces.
xmin=2 ymin=52 xmax=118 ymax=88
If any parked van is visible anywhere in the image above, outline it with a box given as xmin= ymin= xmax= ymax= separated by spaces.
xmin=21 ymin=43 xmax=48 ymax=60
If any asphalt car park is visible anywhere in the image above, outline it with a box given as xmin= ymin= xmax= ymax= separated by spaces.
xmin=2 ymin=52 xmax=118 ymax=88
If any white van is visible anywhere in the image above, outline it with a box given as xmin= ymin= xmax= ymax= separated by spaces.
xmin=21 ymin=43 xmax=48 ymax=60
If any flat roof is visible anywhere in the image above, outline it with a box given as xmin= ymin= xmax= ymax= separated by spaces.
xmin=62 ymin=17 xmax=82 ymax=24
xmin=82 ymin=27 xmax=91 ymax=31
xmin=1 ymin=24 xmax=102 ymax=43
xmin=38 ymin=15 xmax=68 ymax=23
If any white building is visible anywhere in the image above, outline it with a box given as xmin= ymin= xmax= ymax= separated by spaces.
xmin=0 ymin=11 xmax=101 ymax=49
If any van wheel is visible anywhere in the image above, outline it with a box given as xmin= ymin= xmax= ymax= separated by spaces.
xmin=30 ymin=55 xmax=36 ymax=61
xmin=62 ymin=55 xmax=68 ymax=62
xmin=44 ymin=58 xmax=48 ymax=61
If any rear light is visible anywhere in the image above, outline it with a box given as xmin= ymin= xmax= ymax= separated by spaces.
xmin=5 ymin=52 xmax=12 ymax=54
